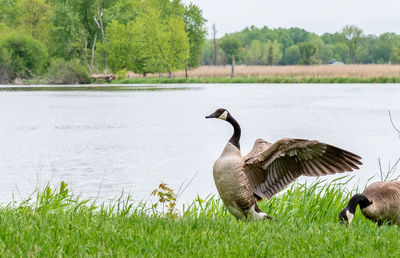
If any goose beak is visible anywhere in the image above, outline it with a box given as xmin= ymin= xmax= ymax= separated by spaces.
xmin=205 ymin=112 xmax=218 ymax=119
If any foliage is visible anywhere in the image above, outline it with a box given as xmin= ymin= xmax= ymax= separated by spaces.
xmin=0 ymin=32 xmax=48 ymax=79
xmin=104 ymin=20 xmax=133 ymax=72
xmin=17 ymin=0 xmax=51 ymax=41
xmin=209 ymin=25 xmax=400 ymax=66
xmin=47 ymin=58 xmax=90 ymax=84
xmin=390 ymin=47 xmax=400 ymax=64
xmin=49 ymin=3 xmax=87 ymax=60
xmin=342 ymin=25 xmax=363 ymax=64
xmin=129 ymin=7 xmax=189 ymax=75
xmin=298 ymin=42 xmax=317 ymax=65
xmin=220 ymin=34 xmax=242 ymax=64
xmin=151 ymin=183 xmax=178 ymax=218
xmin=183 ymin=3 xmax=207 ymax=68
xmin=0 ymin=0 xmax=205 ymax=79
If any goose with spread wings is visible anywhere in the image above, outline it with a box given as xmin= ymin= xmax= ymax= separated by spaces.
xmin=206 ymin=108 xmax=362 ymax=220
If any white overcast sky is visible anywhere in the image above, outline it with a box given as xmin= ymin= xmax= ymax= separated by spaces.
xmin=183 ymin=0 xmax=400 ymax=38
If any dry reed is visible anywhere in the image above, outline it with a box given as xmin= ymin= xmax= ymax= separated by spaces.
xmin=125 ymin=65 xmax=400 ymax=79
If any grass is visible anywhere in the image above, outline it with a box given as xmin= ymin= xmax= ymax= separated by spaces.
xmin=166 ymin=64 xmax=400 ymax=79
xmin=0 ymin=178 xmax=398 ymax=256
xmin=0 ymin=86 xmax=199 ymax=92
xmin=114 ymin=76 xmax=400 ymax=84
xmin=110 ymin=64 xmax=400 ymax=84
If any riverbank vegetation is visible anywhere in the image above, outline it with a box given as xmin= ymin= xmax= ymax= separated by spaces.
xmin=0 ymin=0 xmax=206 ymax=84
xmin=2 ymin=1 xmax=400 ymax=84
xmin=205 ymin=25 xmax=400 ymax=66
xmin=0 ymin=178 xmax=399 ymax=256
xmin=114 ymin=64 xmax=400 ymax=84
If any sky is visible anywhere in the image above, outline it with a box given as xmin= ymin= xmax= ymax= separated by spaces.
xmin=183 ymin=0 xmax=400 ymax=38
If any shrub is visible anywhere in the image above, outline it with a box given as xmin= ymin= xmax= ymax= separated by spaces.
xmin=0 ymin=32 xmax=48 ymax=80
xmin=48 ymin=58 xmax=90 ymax=84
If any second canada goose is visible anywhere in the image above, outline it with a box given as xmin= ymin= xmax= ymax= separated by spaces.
xmin=339 ymin=181 xmax=400 ymax=226
xmin=206 ymin=108 xmax=362 ymax=220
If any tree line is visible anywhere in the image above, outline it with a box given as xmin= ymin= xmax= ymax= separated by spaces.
xmin=0 ymin=0 xmax=206 ymax=83
xmin=202 ymin=25 xmax=400 ymax=66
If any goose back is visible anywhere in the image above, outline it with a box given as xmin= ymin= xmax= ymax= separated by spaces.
xmin=361 ymin=181 xmax=400 ymax=224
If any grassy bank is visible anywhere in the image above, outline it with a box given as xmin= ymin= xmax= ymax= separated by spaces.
xmin=113 ymin=76 xmax=400 ymax=84
xmin=0 ymin=178 xmax=398 ymax=256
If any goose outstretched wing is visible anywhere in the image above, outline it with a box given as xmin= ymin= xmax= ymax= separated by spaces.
xmin=243 ymin=138 xmax=362 ymax=200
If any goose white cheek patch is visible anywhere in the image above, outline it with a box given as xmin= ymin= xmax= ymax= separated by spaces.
xmin=346 ymin=210 xmax=354 ymax=224
xmin=218 ymin=111 xmax=228 ymax=120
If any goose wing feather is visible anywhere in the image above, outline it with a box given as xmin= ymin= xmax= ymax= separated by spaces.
xmin=244 ymin=138 xmax=362 ymax=200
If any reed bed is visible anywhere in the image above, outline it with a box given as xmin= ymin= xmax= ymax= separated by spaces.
xmin=0 ymin=178 xmax=398 ymax=256
xmin=125 ymin=64 xmax=400 ymax=79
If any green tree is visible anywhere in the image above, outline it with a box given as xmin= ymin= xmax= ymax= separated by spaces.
xmin=220 ymin=34 xmax=242 ymax=64
xmin=244 ymin=40 xmax=262 ymax=65
xmin=0 ymin=0 xmax=19 ymax=28
xmin=104 ymin=20 xmax=133 ymax=72
xmin=17 ymin=0 xmax=51 ymax=41
xmin=269 ymin=40 xmax=283 ymax=65
xmin=342 ymin=25 xmax=363 ymax=64
xmin=298 ymin=42 xmax=317 ymax=65
xmin=332 ymin=43 xmax=351 ymax=63
xmin=390 ymin=47 xmax=400 ymax=64
xmin=0 ymin=32 xmax=48 ymax=79
xmin=281 ymin=45 xmax=300 ymax=65
xmin=183 ymin=3 xmax=207 ymax=68
xmin=130 ymin=8 xmax=189 ymax=77
xmin=49 ymin=3 xmax=87 ymax=60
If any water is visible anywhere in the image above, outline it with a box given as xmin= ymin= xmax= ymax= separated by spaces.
xmin=0 ymin=84 xmax=399 ymax=205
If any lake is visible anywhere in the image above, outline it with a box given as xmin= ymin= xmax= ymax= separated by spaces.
xmin=0 ymin=84 xmax=399 ymax=205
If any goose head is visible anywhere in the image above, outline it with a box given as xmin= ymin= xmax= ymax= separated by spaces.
xmin=205 ymin=108 xmax=229 ymax=120
xmin=339 ymin=207 xmax=354 ymax=226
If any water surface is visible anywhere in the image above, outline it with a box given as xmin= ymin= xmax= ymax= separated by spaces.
xmin=0 ymin=84 xmax=399 ymax=205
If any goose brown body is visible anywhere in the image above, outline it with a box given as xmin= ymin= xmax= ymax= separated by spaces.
xmin=359 ymin=181 xmax=400 ymax=225
xmin=207 ymin=108 xmax=363 ymax=220
xmin=213 ymin=143 xmax=256 ymax=219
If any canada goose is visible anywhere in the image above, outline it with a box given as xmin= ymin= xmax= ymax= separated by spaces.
xmin=206 ymin=108 xmax=362 ymax=220
xmin=339 ymin=181 xmax=400 ymax=226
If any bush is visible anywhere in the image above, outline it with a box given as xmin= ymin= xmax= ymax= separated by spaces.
xmin=0 ymin=32 xmax=48 ymax=80
xmin=48 ymin=59 xmax=90 ymax=84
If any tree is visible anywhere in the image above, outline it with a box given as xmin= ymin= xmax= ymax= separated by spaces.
xmin=298 ymin=42 xmax=317 ymax=65
xmin=130 ymin=8 xmax=189 ymax=77
xmin=332 ymin=43 xmax=351 ymax=63
xmin=49 ymin=3 xmax=87 ymax=60
xmin=342 ymin=25 xmax=363 ymax=64
xmin=0 ymin=0 xmax=19 ymax=29
xmin=281 ymin=45 xmax=300 ymax=65
xmin=212 ymin=24 xmax=217 ymax=65
xmin=220 ymin=34 xmax=241 ymax=77
xmin=220 ymin=34 xmax=241 ymax=64
xmin=94 ymin=2 xmax=107 ymax=73
xmin=183 ymin=3 xmax=207 ymax=68
xmin=17 ymin=0 xmax=51 ymax=41
xmin=269 ymin=40 xmax=283 ymax=65
xmin=244 ymin=40 xmax=262 ymax=65
xmin=104 ymin=20 xmax=133 ymax=72
xmin=0 ymin=32 xmax=48 ymax=79
xmin=390 ymin=47 xmax=400 ymax=64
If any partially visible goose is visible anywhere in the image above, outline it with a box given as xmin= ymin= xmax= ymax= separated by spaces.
xmin=206 ymin=108 xmax=362 ymax=220
xmin=339 ymin=181 xmax=400 ymax=226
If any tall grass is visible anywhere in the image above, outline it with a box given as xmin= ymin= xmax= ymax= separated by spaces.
xmin=114 ymin=76 xmax=400 ymax=84
xmin=121 ymin=64 xmax=400 ymax=79
xmin=0 ymin=179 xmax=398 ymax=256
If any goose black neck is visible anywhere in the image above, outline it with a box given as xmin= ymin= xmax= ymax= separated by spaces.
xmin=226 ymin=113 xmax=241 ymax=149
xmin=346 ymin=194 xmax=372 ymax=213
